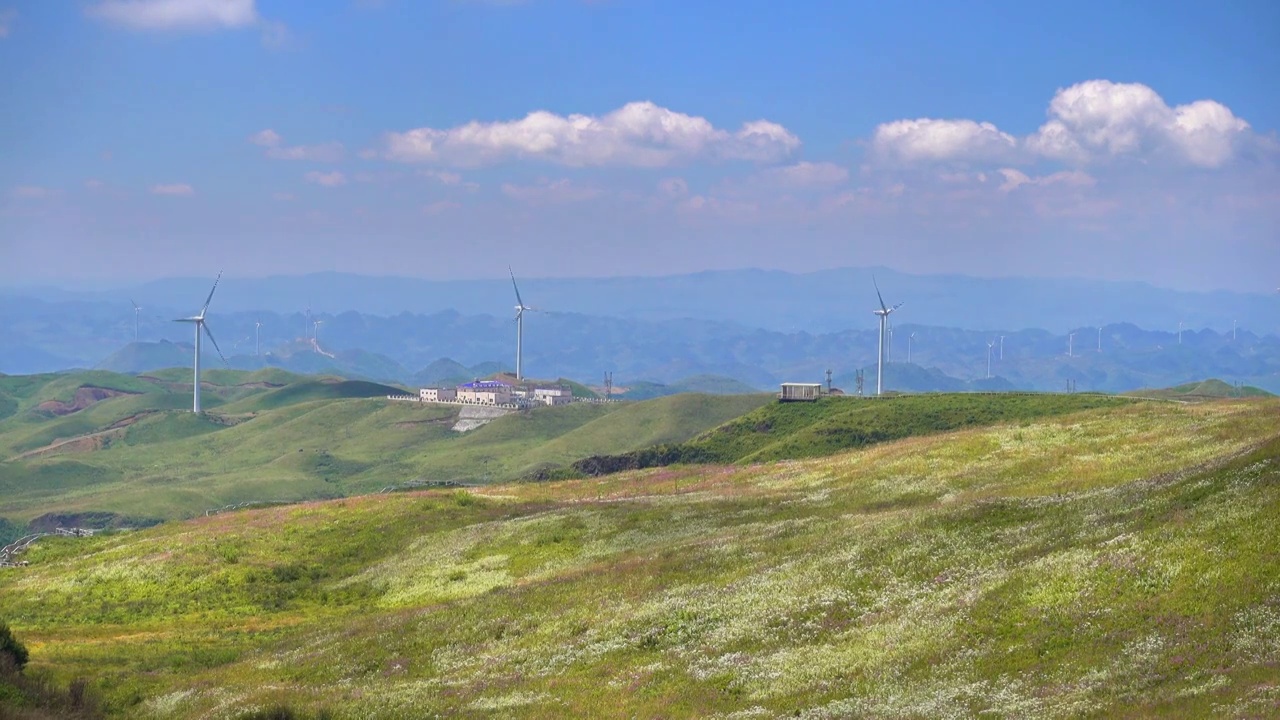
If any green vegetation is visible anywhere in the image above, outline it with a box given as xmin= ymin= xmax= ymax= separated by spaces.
xmin=1126 ymin=378 xmax=1275 ymax=401
xmin=572 ymin=392 xmax=1130 ymax=476
xmin=0 ymin=371 xmax=770 ymax=525
xmin=0 ymin=399 xmax=1277 ymax=717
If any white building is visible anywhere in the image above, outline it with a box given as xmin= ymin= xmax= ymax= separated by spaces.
xmin=779 ymin=382 xmax=823 ymax=402
xmin=457 ymin=380 xmax=514 ymax=406
xmin=532 ymin=386 xmax=574 ymax=406
xmin=420 ymin=387 xmax=457 ymax=402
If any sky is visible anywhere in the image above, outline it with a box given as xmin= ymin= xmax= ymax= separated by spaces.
xmin=1 ymin=0 xmax=1278 ymax=291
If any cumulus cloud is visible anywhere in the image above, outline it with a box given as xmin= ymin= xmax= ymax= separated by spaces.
xmin=249 ymin=129 xmax=344 ymax=162
xmin=304 ymin=170 xmax=346 ymax=187
xmin=501 ymin=178 xmax=601 ymax=204
xmin=1027 ymin=80 xmax=1252 ymax=168
xmin=381 ymin=101 xmax=800 ymax=167
xmin=872 ymin=119 xmax=1018 ymax=164
xmin=872 ymin=80 xmax=1259 ymax=169
xmin=151 ymin=183 xmax=194 ymax=195
xmin=88 ymin=0 xmax=259 ymax=30
xmin=0 ymin=8 xmax=17 ymax=38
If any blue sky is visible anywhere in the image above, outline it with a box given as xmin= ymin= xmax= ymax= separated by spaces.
xmin=1 ymin=0 xmax=1278 ymax=291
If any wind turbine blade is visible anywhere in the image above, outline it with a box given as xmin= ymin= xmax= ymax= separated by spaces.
xmin=130 ymin=298 xmax=141 ymax=311
xmin=203 ymin=323 xmax=228 ymax=365
xmin=509 ymin=267 xmax=526 ymax=309
xmin=872 ymin=276 xmax=888 ymax=312
xmin=200 ymin=270 xmax=223 ymax=316
xmin=892 ymin=301 xmax=904 ymax=312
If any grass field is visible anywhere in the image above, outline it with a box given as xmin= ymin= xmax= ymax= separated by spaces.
xmin=0 ymin=370 xmax=772 ymax=527
xmin=1 ymin=397 xmax=1278 ymax=718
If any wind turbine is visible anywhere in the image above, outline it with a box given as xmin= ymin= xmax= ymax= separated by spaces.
xmin=1097 ymin=326 xmax=1103 ymax=353
xmin=907 ymin=332 xmax=916 ymax=364
xmin=1178 ymin=321 xmax=1183 ymax=345
xmin=1232 ymin=320 xmax=1237 ymax=341
xmin=129 ymin=298 xmax=142 ymax=343
xmin=1067 ymin=332 xmax=1076 ymax=358
xmin=313 ymin=319 xmax=324 ymax=347
xmin=510 ymin=268 xmax=537 ymax=381
xmin=255 ymin=319 xmax=262 ymax=356
xmin=173 ymin=272 xmax=227 ymax=414
xmin=872 ymin=277 xmax=903 ymax=396
xmin=999 ymin=335 xmax=1005 ymax=360
xmin=986 ymin=340 xmax=995 ymax=379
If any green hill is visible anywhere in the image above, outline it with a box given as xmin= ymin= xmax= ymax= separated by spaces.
xmin=618 ymin=374 xmax=762 ymax=400
xmin=1127 ymin=378 xmax=1275 ymax=401
xmin=0 ymin=372 xmax=772 ymax=526
xmin=1 ymin=398 xmax=1278 ymax=718
xmin=571 ymin=393 xmax=1130 ymax=476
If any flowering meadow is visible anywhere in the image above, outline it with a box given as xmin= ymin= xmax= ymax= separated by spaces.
xmin=2 ymin=399 xmax=1279 ymax=718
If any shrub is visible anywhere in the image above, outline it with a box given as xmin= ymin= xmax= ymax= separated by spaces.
xmin=0 ymin=621 xmax=28 ymax=672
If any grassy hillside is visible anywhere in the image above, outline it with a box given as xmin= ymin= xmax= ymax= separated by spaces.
xmin=1127 ymin=378 xmax=1275 ymax=401
xmin=572 ymin=393 xmax=1130 ymax=476
xmin=1 ymin=399 xmax=1277 ymax=718
xmin=0 ymin=373 xmax=771 ymax=525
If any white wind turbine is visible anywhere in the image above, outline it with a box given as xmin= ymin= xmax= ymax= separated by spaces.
xmin=999 ymin=335 xmax=1005 ymax=360
xmin=313 ymin=319 xmax=324 ymax=348
xmin=1067 ymin=331 xmax=1076 ymax=357
xmin=255 ymin=319 xmax=262 ymax=356
xmin=986 ymin=339 xmax=995 ymax=379
xmin=129 ymin=298 xmax=142 ymax=343
xmin=872 ymin=277 xmax=903 ymax=396
xmin=173 ymin=272 xmax=227 ymax=414
xmin=907 ymin=332 xmax=916 ymax=364
xmin=510 ymin=268 xmax=538 ymax=381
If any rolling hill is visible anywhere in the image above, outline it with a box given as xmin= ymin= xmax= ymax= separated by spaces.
xmin=0 ymin=370 xmax=772 ymax=531
xmin=1 ymin=397 xmax=1277 ymax=717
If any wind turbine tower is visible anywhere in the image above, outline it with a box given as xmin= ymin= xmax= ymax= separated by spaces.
xmin=1067 ymin=332 xmax=1076 ymax=358
xmin=510 ymin=268 xmax=537 ymax=381
xmin=1097 ymin=326 xmax=1103 ymax=353
xmin=1233 ymin=320 xmax=1237 ymax=341
xmin=255 ymin=319 xmax=262 ymax=356
xmin=1178 ymin=321 xmax=1183 ymax=345
xmin=986 ymin=340 xmax=995 ymax=379
xmin=907 ymin=332 xmax=916 ymax=364
xmin=871 ymin=278 xmax=903 ymax=396
xmin=313 ymin=319 xmax=324 ymax=346
xmin=999 ymin=335 xmax=1005 ymax=360
xmin=129 ymin=299 xmax=142 ymax=343
xmin=173 ymin=272 xmax=227 ymax=413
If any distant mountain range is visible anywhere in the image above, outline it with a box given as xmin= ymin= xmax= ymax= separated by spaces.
xmin=3 ymin=268 xmax=1278 ymax=394
xmin=7 ymin=267 xmax=1280 ymax=334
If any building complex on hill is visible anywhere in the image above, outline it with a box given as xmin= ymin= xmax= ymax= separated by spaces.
xmin=417 ymin=379 xmax=575 ymax=408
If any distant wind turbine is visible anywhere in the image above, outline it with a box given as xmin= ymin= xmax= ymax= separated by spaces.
xmin=986 ymin=340 xmax=995 ymax=379
xmin=129 ymin=298 xmax=142 ymax=343
xmin=510 ymin=267 xmax=537 ymax=381
xmin=255 ymin=319 xmax=262 ymax=356
xmin=172 ymin=272 xmax=227 ymax=414
xmin=1067 ymin=332 xmax=1076 ymax=358
xmin=1232 ymin=320 xmax=1237 ymax=341
xmin=999 ymin=335 xmax=1005 ymax=360
xmin=1178 ymin=321 xmax=1183 ymax=345
xmin=313 ymin=319 xmax=324 ymax=347
xmin=1097 ymin=326 xmax=1103 ymax=353
xmin=907 ymin=332 xmax=916 ymax=364
xmin=871 ymin=277 xmax=903 ymax=396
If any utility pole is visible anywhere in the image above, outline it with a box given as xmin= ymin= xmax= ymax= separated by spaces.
xmin=604 ymin=371 xmax=613 ymax=401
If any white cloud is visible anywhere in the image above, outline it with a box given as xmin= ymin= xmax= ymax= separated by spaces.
xmin=997 ymin=168 xmax=1096 ymax=192
xmin=249 ymin=129 xmax=344 ymax=162
xmin=151 ymin=183 xmax=194 ymax=195
xmin=304 ymin=170 xmax=346 ymax=187
xmin=381 ymin=101 xmax=800 ymax=167
xmin=249 ymin=129 xmax=282 ymax=147
xmin=420 ymin=169 xmax=462 ymax=185
xmin=872 ymin=118 xmax=1018 ymax=164
xmin=88 ymin=0 xmax=259 ymax=30
xmin=85 ymin=179 xmax=105 ymax=190
xmin=873 ymin=80 xmax=1259 ymax=169
xmin=1027 ymin=80 xmax=1252 ymax=167
xmin=0 ymin=8 xmax=17 ymax=38
xmin=755 ymin=161 xmax=849 ymax=187
xmin=501 ymin=178 xmax=601 ymax=203
xmin=657 ymin=177 xmax=688 ymax=197
xmin=11 ymin=185 xmax=55 ymax=199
